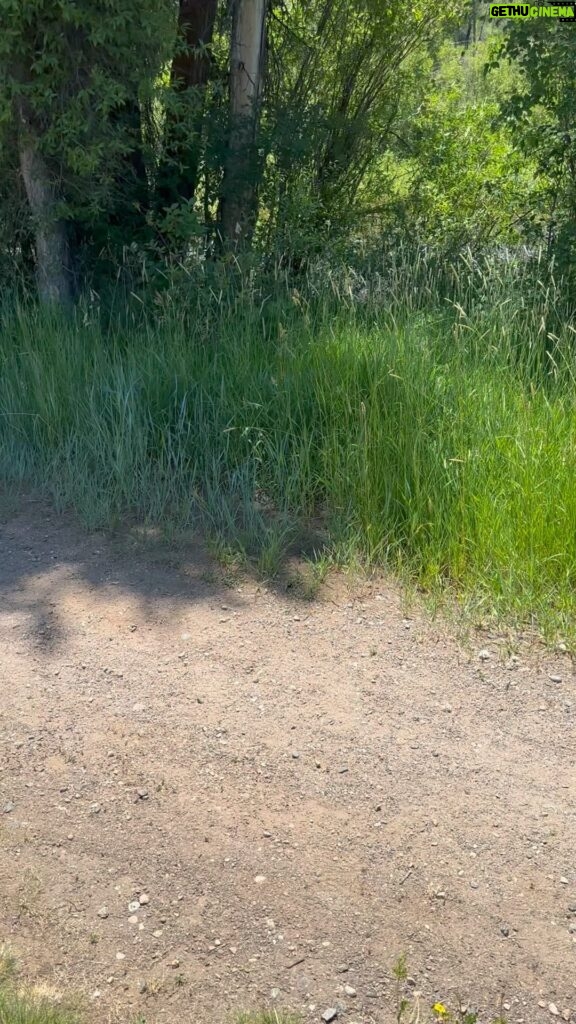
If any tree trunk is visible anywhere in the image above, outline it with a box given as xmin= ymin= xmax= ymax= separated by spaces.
xmin=156 ymin=0 xmax=219 ymax=213
xmin=16 ymin=102 xmax=75 ymax=308
xmin=109 ymin=97 xmax=150 ymax=236
xmin=219 ymin=0 xmax=267 ymax=249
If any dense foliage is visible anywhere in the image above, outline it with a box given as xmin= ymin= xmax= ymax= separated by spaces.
xmin=492 ymin=17 xmax=576 ymax=272
xmin=0 ymin=1 xmax=574 ymax=293
xmin=0 ymin=0 xmax=173 ymax=283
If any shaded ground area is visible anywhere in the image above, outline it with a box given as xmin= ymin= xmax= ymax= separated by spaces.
xmin=0 ymin=493 xmax=575 ymax=1024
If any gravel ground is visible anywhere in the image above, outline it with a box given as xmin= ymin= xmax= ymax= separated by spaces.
xmin=0 ymin=493 xmax=575 ymax=1024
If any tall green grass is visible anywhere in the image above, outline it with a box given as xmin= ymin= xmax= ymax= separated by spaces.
xmin=1 ymin=250 xmax=575 ymax=639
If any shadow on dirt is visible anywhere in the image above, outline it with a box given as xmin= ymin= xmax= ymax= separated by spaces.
xmin=0 ymin=484 xmax=330 ymax=656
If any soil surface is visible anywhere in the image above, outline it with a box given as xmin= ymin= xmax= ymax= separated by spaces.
xmin=1 ymin=493 xmax=575 ymax=1024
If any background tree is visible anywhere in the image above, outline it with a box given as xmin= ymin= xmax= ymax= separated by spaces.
xmin=2 ymin=0 xmax=575 ymax=304
xmin=219 ymin=0 xmax=268 ymax=248
xmin=256 ymin=0 xmax=466 ymax=261
xmin=155 ymin=0 xmax=220 ymax=217
xmin=492 ymin=18 xmax=576 ymax=273
xmin=0 ymin=0 xmax=172 ymax=302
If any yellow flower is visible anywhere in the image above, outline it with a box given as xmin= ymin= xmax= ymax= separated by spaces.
xmin=433 ymin=1003 xmax=448 ymax=1017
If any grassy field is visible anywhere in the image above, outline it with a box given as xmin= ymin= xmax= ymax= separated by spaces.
xmin=1 ymin=251 xmax=575 ymax=642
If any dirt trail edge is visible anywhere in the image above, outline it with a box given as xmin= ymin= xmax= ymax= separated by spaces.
xmin=1 ymin=496 xmax=575 ymax=1024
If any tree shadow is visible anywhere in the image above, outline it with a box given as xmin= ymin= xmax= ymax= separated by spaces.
xmin=0 ymin=484 xmax=330 ymax=658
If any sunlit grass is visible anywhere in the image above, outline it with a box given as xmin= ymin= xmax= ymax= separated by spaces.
xmin=1 ymin=249 xmax=575 ymax=642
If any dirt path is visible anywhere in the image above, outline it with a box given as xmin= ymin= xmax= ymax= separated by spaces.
xmin=0 ymin=495 xmax=575 ymax=1024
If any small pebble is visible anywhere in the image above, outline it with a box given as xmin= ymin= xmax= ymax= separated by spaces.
xmin=335 ymin=964 xmax=349 ymax=974
xmin=322 ymin=1010 xmax=338 ymax=1023
xmin=271 ymin=988 xmax=281 ymax=999
xmin=128 ymin=915 xmax=138 ymax=925
xmin=139 ymin=893 xmax=150 ymax=905
xmin=171 ymin=959 xmax=180 ymax=969
xmin=344 ymin=985 xmax=357 ymax=997
xmin=116 ymin=952 xmax=125 ymax=961
xmin=478 ymin=649 xmax=491 ymax=661
xmin=3 ymin=802 xmax=14 ymax=814
xmin=560 ymin=877 xmax=569 ymax=885
xmin=549 ymin=1005 xmax=559 ymax=1017
xmin=254 ymin=875 xmax=266 ymax=884
xmin=97 ymin=907 xmax=109 ymax=919
xmin=549 ymin=675 xmax=562 ymax=683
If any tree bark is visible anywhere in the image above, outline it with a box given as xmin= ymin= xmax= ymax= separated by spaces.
xmin=219 ymin=0 xmax=267 ymax=249
xmin=156 ymin=0 xmax=219 ymax=213
xmin=172 ymin=0 xmax=219 ymax=90
xmin=109 ymin=97 xmax=150 ymax=235
xmin=16 ymin=102 xmax=76 ymax=308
